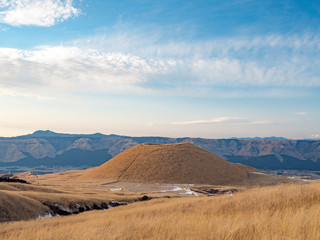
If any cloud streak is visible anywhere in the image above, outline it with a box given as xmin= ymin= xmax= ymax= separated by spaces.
xmin=78 ymin=28 xmax=320 ymax=59
xmin=0 ymin=88 xmax=54 ymax=100
xmin=0 ymin=0 xmax=79 ymax=26
xmin=75 ymin=31 xmax=320 ymax=88
xmin=293 ymin=112 xmax=307 ymax=115
xmin=0 ymin=31 xmax=319 ymax=97
xmin=172 ymin=117 xmax=274 ymax=125
xmin=0 ymin=46 xmax=174 ymax=93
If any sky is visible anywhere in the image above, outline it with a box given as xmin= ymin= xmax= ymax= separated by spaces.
xmin=0 ymin=0 xmax=319 ymax=139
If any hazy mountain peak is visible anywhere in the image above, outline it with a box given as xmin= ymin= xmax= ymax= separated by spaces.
xmin=32 ymin=130 xmax=60 ymax=137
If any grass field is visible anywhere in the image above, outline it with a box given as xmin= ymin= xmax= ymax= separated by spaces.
xmin=1 ymin=180 xmax=319 ymax=240
xmin=0 ymin=180 xmax=179 ymax=222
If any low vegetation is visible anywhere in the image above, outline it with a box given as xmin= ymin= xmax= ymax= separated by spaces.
xmin=1 ymin=181 xmax=320 ymax=239
xmin=0 ymin=181 xmax=166 ymax=222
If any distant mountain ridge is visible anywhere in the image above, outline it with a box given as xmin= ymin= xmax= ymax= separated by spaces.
xmin=233 ymin=137 xmax=290 ymax=141
xmin=0 ymin=130 xmax=320 ymax=171
xmin=13 ymin=130 xmax=111 ymax=139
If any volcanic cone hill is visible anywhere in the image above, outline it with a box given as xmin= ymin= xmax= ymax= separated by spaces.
xmin=81 ymin=142 xmax=261 ymax=185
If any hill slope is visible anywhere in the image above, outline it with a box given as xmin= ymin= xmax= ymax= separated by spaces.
xmin=82 ymin=142 xmax=257 ymax=185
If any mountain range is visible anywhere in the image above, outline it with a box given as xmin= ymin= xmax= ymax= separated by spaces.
xmin=0 ymin=130 xmax=320 ymax=171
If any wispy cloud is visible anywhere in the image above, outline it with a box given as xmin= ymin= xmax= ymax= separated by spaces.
xmin=293 ymin=112 xmax=307 ymax=115
xmin=0 ymin=31 xmax=319 ymax=98
xmin=0 ymin=46 xmax=175 ymax=94
xmin=74 ymin=31 xmax=320 ymax=89
xmin=77 ymin=30 xmax=320 ymax=59
xmin=172 ymin=117 xmax=273 ymax=125
xmin=0 ymin=0 xmax=79 ymax=27
xmin=0 ymin=88 xmax=54 ymax=100
xmin=172 ymin=117 xmax=245 ymax=125
xmin=250 ymin=120 xmax=274 ymax=125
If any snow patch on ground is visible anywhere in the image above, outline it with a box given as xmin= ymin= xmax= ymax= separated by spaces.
xmin=109 ymin=188 xmax=123 ymax=191
xmin=54 ymin=203 xmax=71 ymax=213
xmin=172 ymin=187 xmax=184 ymax=191
xmin=167 ymin=183 xmax=195 ymax=186
xmin=37 ymin=212 xmax=56 ymax=219
xmin=108 ymin=201 xmax=127 ymax=208
xmin=110 ymin=200 xmax=127 ymax=204
xmin=250 ymin=172 xmax=269 ymax=175
xmin=180 ymin=189 xmax=198 ymax=196
xmin=287 ymin=176 xmax=310 ymax=182
xmin=161 ymin=187 xmax=182 ymax=192
xmin=161 ymin=186 xmax=198 ymax=196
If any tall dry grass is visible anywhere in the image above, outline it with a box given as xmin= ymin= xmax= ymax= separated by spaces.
xmin=0 ymin=182 xmax=166 ymax=222
xmin=1 ymin=181 xmax=320 ymax=239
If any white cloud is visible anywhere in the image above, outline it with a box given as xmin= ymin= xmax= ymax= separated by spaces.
xmin=172 ymin=117 xmax=242 ymax=125
xmin=74 ymin=31 xmax=320 ymax=89
xmin=293 ymin=112 xmax=307 ymax=115
xmin=250 ymin=120 xmax=274 ymax=125
xmin=311 ymin=134 xmax=320 ymax=139
xmin=0 ymin=46 xmax=175 ymax=94
xmin=172 ymin=117 xmax=273 ymax=125
xmin=78 ymin=31 xmax=320 ymax=60
xmin=0 ymin=0 xmax=79 ymax=26
xmin=1 ymin=31 xmax=320 ymax=98
xmin=0 ymin=88 xmax=54 ymax=100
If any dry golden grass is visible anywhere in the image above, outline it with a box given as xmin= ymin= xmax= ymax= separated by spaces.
xmin=1 ymin=180 xmax=319 ymax=240
xmin=0 ymin=181 xmax=173 ymax=222
xmin=81 ymin=142 xmax=270 ymax=185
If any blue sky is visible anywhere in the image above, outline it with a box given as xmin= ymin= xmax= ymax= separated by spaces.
xmin=0 ymin=0 xmax=319 ymax=139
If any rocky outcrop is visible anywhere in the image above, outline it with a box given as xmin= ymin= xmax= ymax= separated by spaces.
xmin=44 ymin=201 xmax=128 ymax=216
xmin=0 ymin=177 xmax=29 ymax=184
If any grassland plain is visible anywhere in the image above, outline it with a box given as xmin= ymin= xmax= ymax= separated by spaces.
xmin=1 ymin=181 xmax=319 ymax=240
xmin=0 ymin=180 xmax=179 ymax=222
